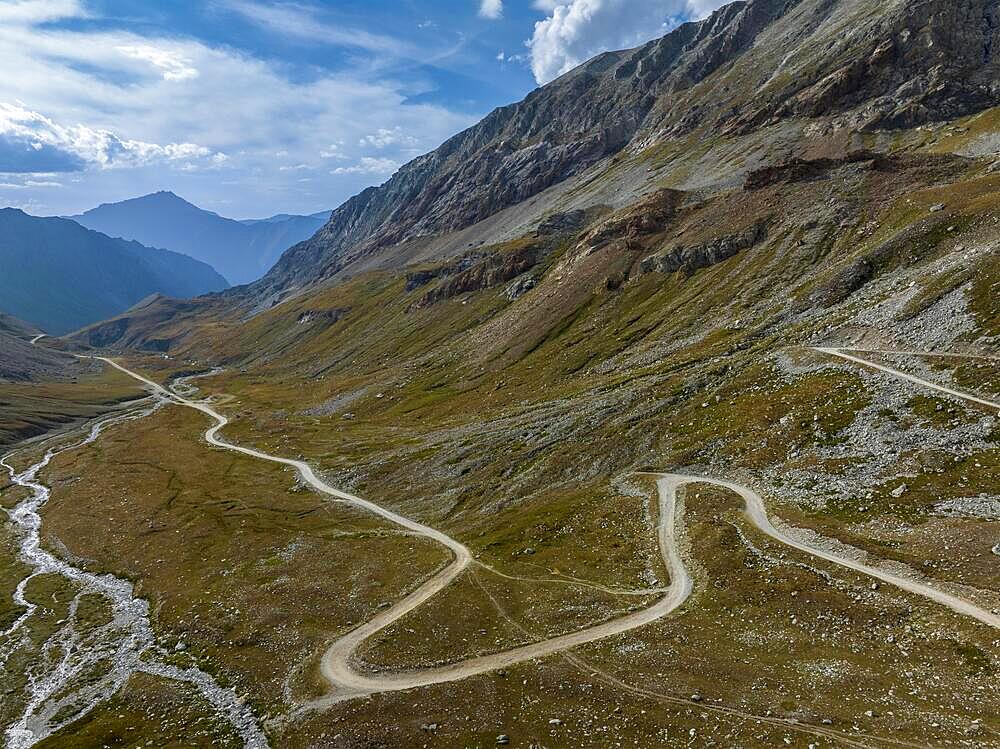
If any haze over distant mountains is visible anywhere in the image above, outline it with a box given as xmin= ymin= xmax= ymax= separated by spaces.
xmin=72 ymin=192 xmax=331 ymax=285
xmin=0 ymin=208 xmax=228 ymax=336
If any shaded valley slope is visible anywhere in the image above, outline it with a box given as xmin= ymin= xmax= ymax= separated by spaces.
xmin=0 ymin=208 xmax=228 ymax=336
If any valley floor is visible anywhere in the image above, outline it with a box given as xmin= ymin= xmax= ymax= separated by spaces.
xmin=2 ymin=344 xmax=998 ymax=748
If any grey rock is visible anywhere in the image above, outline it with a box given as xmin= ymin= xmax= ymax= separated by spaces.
xmin=641 ymin=221 xmax=769 ymax=276
xmin=535 ymin=210 xmax=589 ymax=236
xmin=505 ymin=275 xmax=536 ymax=301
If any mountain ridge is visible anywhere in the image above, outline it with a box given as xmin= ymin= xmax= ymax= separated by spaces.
xmin=72 ymin=191 xmax=330 ymax=285
xmin=248 ymin=0 xmax=1000 ymax=303
xmin=0 ymin=208 xmax=228 ymax=335
xmin=240 ymin=210 xmax=332 ymax=226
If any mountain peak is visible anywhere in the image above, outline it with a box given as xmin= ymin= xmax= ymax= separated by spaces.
xmin=149 ymin=189 xmax=182 ymax=201
xmin=0 ymin=208 xmax=227 ymax=335
xmin=127 ymin=190 xmax=194 ymax=207
xmin=71 ymin=192 xmax=330 ymax=285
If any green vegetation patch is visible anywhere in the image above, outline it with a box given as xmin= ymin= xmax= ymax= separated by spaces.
xmin=0 ymin=364 xmax=145 ymax=450
xmin=39 ymin=405 xmax=450 ymax=717
xmin=35 ymin=672 xmax=245 ymax=749
xmin=665 ymin=366 xmax=870 ymax=468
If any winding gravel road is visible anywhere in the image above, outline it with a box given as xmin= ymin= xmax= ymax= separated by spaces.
xmin=815 ymin=347 xmax=1000 ymax=412
xmin=94 ymin=352 xmax=999 ymax=707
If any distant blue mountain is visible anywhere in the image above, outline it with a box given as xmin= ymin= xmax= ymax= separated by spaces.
xmin=0 ymin=208 xmax=228 ymax=335
xmin=72 ymin=192 xmax=330 ymax=285
xmin=240 ymin=210 xmax=331 ymax=226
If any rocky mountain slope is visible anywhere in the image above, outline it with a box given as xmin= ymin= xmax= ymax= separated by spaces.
xmin=0 ymin=209 xmax=228 ymax=335
xmin=0 ymin=312 xmax=41 ymax=341
xmin=251 ymin=0 xmax=1000 ymax=302
xmin=0 ymin=312 xmax=140 ymax=449
xmin=73 ymin=0 xmax=1000 ymax=360
xmin=73 ymin=192 xmax=330 ymax=285
xmin=0 ymin=334 xmax=69 ymax=384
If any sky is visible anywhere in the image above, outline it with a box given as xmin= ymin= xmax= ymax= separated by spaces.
xmin=0 ymin=0 xmax=726 ymax=219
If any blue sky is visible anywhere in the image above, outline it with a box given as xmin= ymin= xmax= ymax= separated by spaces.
xmin=0 ymin=0 xmax=723 ymax=218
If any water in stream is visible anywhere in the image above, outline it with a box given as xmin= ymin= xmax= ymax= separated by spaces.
xmin=1 ymin=399 xmax=268 ymax=748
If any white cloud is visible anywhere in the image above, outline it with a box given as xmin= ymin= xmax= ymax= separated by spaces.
xmin=117 ymin=44 xmax=199 ymax=81
xmin=479 ymin=0 xmax=503 ymax=20
xmin=319 ymin=142 xmax=346 ymax=159
xmin=359 ymin=127 xmax=418 ymax=149
xmin=686 ymin=0 xmax=728 ymax=16
xmin=0 ymin=174 xmax=63 ymax=189
xmin=528 ymin=0 xmax=726 ymax=84
xmin=219 ymin=0 xmax=410 ymax=56
xmin=332 ymin=157 xmax=400 ymax=175
xmin=0 ymin=103 xmax=221 ymax=170
xmin=0 ymin=0 xmax=85 ymax=23
xmin=0 ymin=0 xmax=474 ymax=215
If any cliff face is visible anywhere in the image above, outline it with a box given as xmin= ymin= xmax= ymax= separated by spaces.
xmin=703 ymin=0 xmax=1000 ymax=134
xmin=250 ymin=0 xmax=1000 ymax=301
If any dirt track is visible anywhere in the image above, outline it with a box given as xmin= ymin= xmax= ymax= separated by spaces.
xmin=96 ymin=354 xmax=1000 ymax=709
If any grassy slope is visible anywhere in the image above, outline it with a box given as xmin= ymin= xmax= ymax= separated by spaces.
xmin=5 ymin=104 xmax=1000 ymax=745
xmin=0 ymin=364 xmax=146 ymax=451
xmin=17 ymin=138 xmax=1000 ymax=745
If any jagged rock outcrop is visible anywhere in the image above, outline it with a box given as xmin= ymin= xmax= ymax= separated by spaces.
xmin=578 ymin=189 xmax=685 ymax=255
xmin=758 ymin=0 xmax=1000 ymax=130
xmin=296 ymin=308 xmax=350 ymax=326
xmin=640 ymin=221 xmax=770 ymax=276
xmin=411 ymin=241 xmax=546 ymax=309
xmin=405 ymin=254 xmax=492 ymax=293
xmin=744 ymin=151 xmax=880 ymax=190
xmin=535 ymin=210 xmax=590 ymax=237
